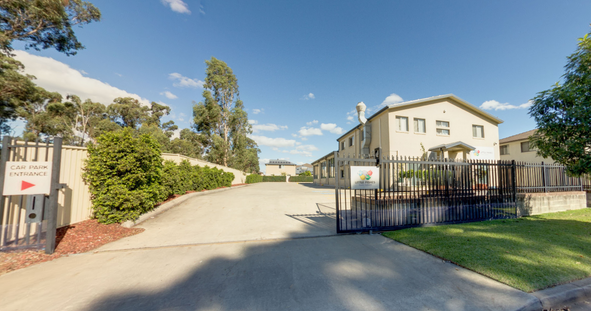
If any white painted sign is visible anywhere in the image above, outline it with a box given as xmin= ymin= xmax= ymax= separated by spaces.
xmin=3 ymin=162 xmax=52 ymax=195
xmin=350 ymin=166 xmax=380 ymax=190
xmin=470 ymin=147 xmax=495 ymax=160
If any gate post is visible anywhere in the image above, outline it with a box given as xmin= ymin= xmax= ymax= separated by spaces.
xmin=0 ymin=136 xmax=11 ymax=226
xmin=334 ymin=151 xmax=340 ymax=233
xmin=45 ymin=137 xmax=62 ymax=254
xmin=511 ymin=160 xmax=517 ymax=214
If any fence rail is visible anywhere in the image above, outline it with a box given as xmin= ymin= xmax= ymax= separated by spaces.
xmin=515 ymin=161 xmax=589 ymax=193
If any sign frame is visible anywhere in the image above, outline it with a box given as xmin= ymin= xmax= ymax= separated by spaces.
xmin=350 ymin=166 xmax=380 ymax=190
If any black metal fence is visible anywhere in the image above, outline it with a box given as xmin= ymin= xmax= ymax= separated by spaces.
xmin=335 ymin=153 xmax=517 ymax=233
xmin=515 ymin=161 xmax=589 ymax=193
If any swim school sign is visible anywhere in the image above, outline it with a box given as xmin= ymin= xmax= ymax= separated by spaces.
xmin=350 ymin=166 xmax=380 ymax=190
xmin=3 ymin=161 xmax=53 ymax=195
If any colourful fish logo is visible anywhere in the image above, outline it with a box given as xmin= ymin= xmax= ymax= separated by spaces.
xmin=358 ymin=170 xmax=373 ymax=181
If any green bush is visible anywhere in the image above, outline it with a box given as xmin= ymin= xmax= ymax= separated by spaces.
xmin=83 ymin=128 xmax=163 ymax=224
xmin=246 ymin=174 xmax=263 ymax=184
xmin=262 ymin=175 xmax=286 ymax=182
xmin=289 ymin=176 xmax=313 ymax=182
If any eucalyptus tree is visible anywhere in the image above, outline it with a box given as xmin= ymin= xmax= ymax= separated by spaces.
xmin=0 ymin=0 xmax=101 ymax=56
xmin=193 ymin=57 xmax=259 ymax=168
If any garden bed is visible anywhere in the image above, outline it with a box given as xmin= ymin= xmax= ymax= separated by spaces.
xmin=0 ymin=219 xmax=143 ymax=276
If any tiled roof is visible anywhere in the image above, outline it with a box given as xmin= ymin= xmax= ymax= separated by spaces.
xmin=500 ymin=129 xmax=537 ymax=144
xmin=267 ymin=159 xmax=297 ymax=166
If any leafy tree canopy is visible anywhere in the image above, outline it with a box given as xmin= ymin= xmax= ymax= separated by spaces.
xmin=0 ymin=0 xmax=101 ymax=56
xmin=530 ymin=31 xmax=591 ymax=176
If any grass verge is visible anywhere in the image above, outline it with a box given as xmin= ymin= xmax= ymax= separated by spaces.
xmin=383 ymin=209 xmax=591 ymax=292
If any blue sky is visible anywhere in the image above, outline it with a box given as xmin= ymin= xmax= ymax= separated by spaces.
xmin=9 ymin=0 xmax=591 ymax=172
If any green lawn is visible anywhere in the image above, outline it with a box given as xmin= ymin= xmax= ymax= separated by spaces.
xmin=383 ymin=209 xmax=591 ymax=292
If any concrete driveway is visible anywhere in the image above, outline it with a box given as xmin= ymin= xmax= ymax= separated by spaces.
xmin=98 ymin=183 xmax=337 ymax=251
xmin=0 ymin=183 xmax=537 ymax=311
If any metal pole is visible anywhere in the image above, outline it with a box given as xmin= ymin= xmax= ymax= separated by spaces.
xmin=45 ymin=137 xmax=62 ymax=254
xmin=333 ymin=151 xmax=340 ymax=233
xmin=0 ymin=136 xmax=11 ymax=226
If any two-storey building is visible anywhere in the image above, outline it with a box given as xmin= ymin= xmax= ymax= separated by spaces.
xmin=312 ymin=94 xmax=504 ymax=186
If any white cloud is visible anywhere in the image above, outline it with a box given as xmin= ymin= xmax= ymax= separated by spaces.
xmin=306 ymin=120 xmax=318 ymax=126
xmin=320 ymin=123 xmax=343 ymax=135
xmin=13 ymin=50 xmax=150 ymax=106
xmin=252 ymin=108 xmax=264 ymax=115
xmin=298 ymin=126 xmax=323 ymax=136
xmin=160 ymin=91 xmax=178 ymax=99
xmin=115 ymin=73 xmax=123 ymax=77
xmin=161 ymin=0 xmax=191 ymax=14
xmin=480 ymin=100 xmax=533 ymax=111
xmin=251 ymin=123 xmax=288 ymax=133
xmin=301 ymin=137 xmax=308 ymax=141
xmin=169 ymin=72 xmax=204 ymax=88
xmin=178 ymin=112 xmax=186 ymax=122
xmin=249 ymin=135 xmax=296 ymax=148
xmin=296 ymin=145 xmax=319 ymax=152
xmin=347 ymin=116 xmax=354 ymax=121
xmin=260 ymin=158 xmax=270 ymax=164
xmin=80 ymin=70 xmax=88 ymax=75
xmin=381 ymin=93 xmax=404 ymax=106
xmin=302 ymin=93 xmax=315 ymax=100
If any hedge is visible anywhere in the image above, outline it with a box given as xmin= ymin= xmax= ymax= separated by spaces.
xmin=84 ymin=129 xmax=234 ymax=224
xmin=262 ymin=176 xmax=286 ymax=182
xmin=83 ymin=129 xmax=163 ymax=224
xmin=288 ymin=176 xmax=313 ymax=182
xmin=246 ymin=174 xmax=263 ymax=184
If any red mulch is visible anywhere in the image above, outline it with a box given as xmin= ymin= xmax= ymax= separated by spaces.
xmin=0 ymin=219 xmax=143 ymax=276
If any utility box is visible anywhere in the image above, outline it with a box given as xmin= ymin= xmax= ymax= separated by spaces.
xmin=25 ymin=194 xmax=46 ymax=223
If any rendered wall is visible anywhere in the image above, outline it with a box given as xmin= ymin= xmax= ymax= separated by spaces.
xmin=517 ymin=191 xmax=587 ymax=216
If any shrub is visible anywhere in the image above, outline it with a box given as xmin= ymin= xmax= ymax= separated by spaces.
xmin=246 ymin=174 xmax=263 ymax=183
xmin=289 ymin=176 xmax=313 ymax=182
xmin=83 ymin=128 xmax=163 ymax=224
xmin=263 ymin=175 xmax=286 ymax=182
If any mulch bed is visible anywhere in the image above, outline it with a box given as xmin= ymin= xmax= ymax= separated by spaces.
xmin=0 ymin=219 xmax=143 ymax=276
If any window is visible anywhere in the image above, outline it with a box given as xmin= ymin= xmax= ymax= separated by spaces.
xmin=341 ymin=141 xmax=345 ymax=150
xmin=521 ymin=141 xmax=531 ymax=153
xmin=278 ymin=165 xmax=282 ymax=169
xmin=414 ymin=118 xmax=426 ymax=133
xmin=341 ymin=169 xmax=344 ymax=178
xmin=436 ymin=120 xmax=450 ymax=136
xmin=328 ymin=158 xmax=335 ymax=178
xmin=349 ymin=135 xmax=354 ymax=147
xmin=396 ymin=116 xmax=409 ymax=132
xmin=472 ymin=125 xmax=484 ymax=138
xmin=500 ymin=145 xmax=509 ymax=155
xmin=320 ymin=162 xmax=327 ymax=178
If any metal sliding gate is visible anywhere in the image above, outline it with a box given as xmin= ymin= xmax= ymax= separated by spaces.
xmin=335 ymin=151 xmax=517 ymax=233
xmin=0 ymin=137 xmax=63 ymax=254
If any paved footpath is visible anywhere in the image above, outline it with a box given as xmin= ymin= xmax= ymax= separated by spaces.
xmin=0 ymin=183 xmax=540 ymax=310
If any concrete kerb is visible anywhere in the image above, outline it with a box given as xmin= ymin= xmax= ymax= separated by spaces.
xmin=515 ymin=277 xmax=591 ymax=311
xmin=121 ymin=185 xmax=247 ymax=228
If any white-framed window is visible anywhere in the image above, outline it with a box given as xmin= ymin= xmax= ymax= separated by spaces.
xmin=340 ymin=141 xmax=345 ymax=150
xmin=472 ymin=125 xmax=484 ymax=138
xmin=521 ymin=141 xmax=532 ymax=152
xmin=414 ymin=118 xmax=426 ymax=133
xmin=500 ymin=145 xmax=509 ymax=155
xmin=396 ymin=116 xmax=409 ymax=132
xmin=436 ymin=120 xmax=450 ymax=136
xmin=349 ymin=135 xmax=354 ymax=147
